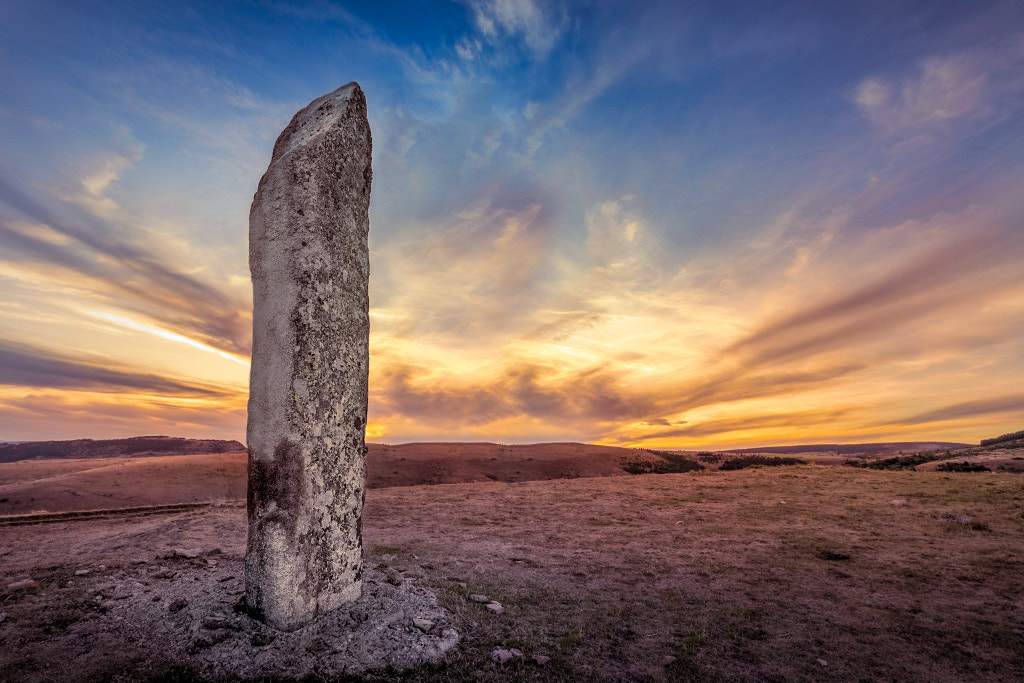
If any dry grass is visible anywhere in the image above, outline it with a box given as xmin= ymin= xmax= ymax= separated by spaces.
xmin=1 ymin=466 xmax=1022 ymax=681
xmin=354 ymin=466 xmax=1024 ymax=682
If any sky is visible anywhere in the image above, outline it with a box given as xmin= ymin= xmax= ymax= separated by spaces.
xmin=1 ymin=0 xmax=1023 ymax=449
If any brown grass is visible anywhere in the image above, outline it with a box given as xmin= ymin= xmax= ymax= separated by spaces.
xmin=1 ymin=465 xmax=1022 ymax=681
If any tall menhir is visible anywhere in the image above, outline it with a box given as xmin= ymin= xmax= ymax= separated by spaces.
xmin=245 ymin=83 xmax=371 ymax=631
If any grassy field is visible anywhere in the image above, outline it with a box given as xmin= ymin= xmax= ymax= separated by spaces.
xmin=1 ymin=465 xmax=1022 ymax=681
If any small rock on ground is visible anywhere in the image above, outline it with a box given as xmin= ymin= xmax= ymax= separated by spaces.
xmin=533 ymin=654 xmax=550 ymax=665
xmin=7 ymin=579 xmax=38 ymax=591
xmin=486 ymin=601 xmax=504 ymax=615
xmin=469 ymin=594 xmax=489 ymax=603
xmin=817 ymin=658 xmax=828 ymax=667
xmin=491 ymin=648 xmax=516 ymax=663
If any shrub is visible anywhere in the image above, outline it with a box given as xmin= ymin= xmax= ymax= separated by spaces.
xmin=620 ymin=453 xmax=705 ymax=475
xmin=936 ymin=461 xmax=990 ymax=473
xmin=719 ymin=455 xmax=805 ymax=471
xmin=845 ymin=453 xmax=945 ymax=470
xmin=939 ymin=511 xmax=989 ymax=531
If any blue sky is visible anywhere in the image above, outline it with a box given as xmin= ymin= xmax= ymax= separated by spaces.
xmin=1 ymin=0 xmax=1023 ymax=446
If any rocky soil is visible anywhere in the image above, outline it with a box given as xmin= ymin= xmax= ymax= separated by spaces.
xmin=2 ymin=536 xmax=457 ymax=681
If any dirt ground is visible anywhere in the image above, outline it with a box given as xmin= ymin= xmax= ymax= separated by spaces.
xmin=2 ymin=465 xmax=1023 ymax=682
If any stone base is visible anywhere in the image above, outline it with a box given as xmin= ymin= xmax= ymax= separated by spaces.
xmin=101 ymin=555 xmax=459 ymax=678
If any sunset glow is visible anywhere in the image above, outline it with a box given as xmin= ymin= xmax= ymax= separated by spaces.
xmin=1 ymin=1 xmax=1022 ymax=447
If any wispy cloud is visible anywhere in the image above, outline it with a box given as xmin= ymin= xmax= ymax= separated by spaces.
xmin=464 ymin=0 xmax=567 ymax=58
xmin=890 ymin=393 xmax=1024 ymax=427
xmin=854 ymin=40 xmax=1024 ymax=134
xmin=628 ymin=408 xmax=852 ymax=442
xmin=0 ymin=338 xmax=234 ymax=396
xmin=0 ymin=389 xmax=247 ymax=442
xmin=0 ymin=175 xmax=251 ymax=356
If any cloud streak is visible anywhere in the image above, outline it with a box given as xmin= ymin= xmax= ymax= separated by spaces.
xmin=890 ymin=393 xmax=1024 ymax=427
xmin=0 ymin=338 xmax=235 ymax=397
xmin=0 ymin=174 xmax=251 ymax=357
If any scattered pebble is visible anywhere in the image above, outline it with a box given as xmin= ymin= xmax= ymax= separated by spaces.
xmin=891 ymin=499 xmax=907 ymax=508
xmin=381 ymin=609 xmax=405 ymax=625
xmin=251 ymin=632 xmax=276 ymax=647
xmin=533 ymin=654 xmax=550 ymax=665
xmin=413 ymin=617 xmax=434 ymax=632
xmin=469 ymin=594 xmax=489 ymax=603
xmin=0 ymin=612 xmax=6 ymax=624
xmin=168 ymin=598 xmax=188 ymax=613
xmin=7 ymin=578 xmax=39 ymax=591
xmin=202 ymin=615 xmax=230 ymax=630
xmin=74 ymin=569 xmax=91 ymax=576
xmin=172 ymin=548 xmax=201 ymax=559
xmin=386 ymin=568 xmax=403 ymax=586
xmin=662 ymin=655 xmax=677 ymax=666
xmin=491 ymin=648 xmax=516 ymax=663
xmin=306 ymin=636 xmax=329 ymax=653
xmin=817 ymin=658 xmax=829 ymax=667
xmin=486 ymin=601 xmax=504 ymax=615
xmin=439 ymin=628 xmax=460 ymax=653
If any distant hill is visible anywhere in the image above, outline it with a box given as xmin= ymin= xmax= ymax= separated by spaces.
xmin=0 ymin=436 xmax=246 ymax=463
xmin=366 ymin=442 xmax=643 ymax=487
xmin=0 ymin=442 xmax=651 ymax=515
xmin=723 ymin=442 xmax=971 ymax=456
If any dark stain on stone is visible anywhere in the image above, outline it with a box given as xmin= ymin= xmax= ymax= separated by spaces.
xmin=247 ymin=439 xmax=304 ymax=540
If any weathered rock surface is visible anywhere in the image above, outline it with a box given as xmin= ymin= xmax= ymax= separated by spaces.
xmin=246 ymin=82 xmax=372 ymax=631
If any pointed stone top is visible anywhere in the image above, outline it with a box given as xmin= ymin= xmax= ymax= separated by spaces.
xmin=271 ymin=82 xmax=364 ymax=161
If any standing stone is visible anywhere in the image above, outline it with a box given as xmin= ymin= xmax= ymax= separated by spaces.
xmin=246 ymin=82 xmax=371 ymax=631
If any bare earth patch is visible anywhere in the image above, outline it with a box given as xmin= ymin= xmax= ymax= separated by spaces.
xmin=2 ymin=466 xmax=1023 ymax=681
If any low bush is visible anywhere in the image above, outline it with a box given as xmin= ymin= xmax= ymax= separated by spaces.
xmin=718 ymin=455 xmax=805 ymax=471
xmin=980 ymin=429 xmax=1024 ymax=446
xmin=936 ymin=461 xmax=990 ymax=473
xmin=620 ymin=453 xmax=705 ymax=475
xmin=845 ymin=453 xmax=945 ymax=470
